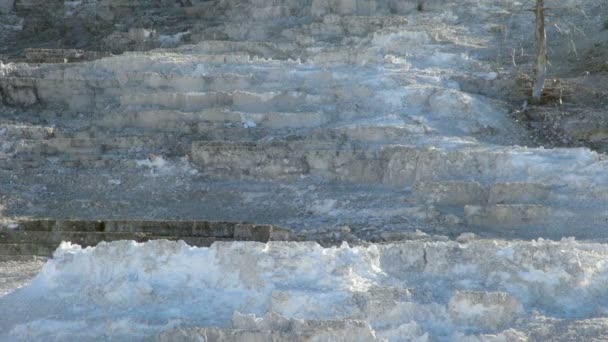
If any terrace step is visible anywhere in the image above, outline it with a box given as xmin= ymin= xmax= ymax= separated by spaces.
xmin=97 ymin=109 xmax=330 ymax=131
xmin=171 ymin=41 xmax=296 ymax=58
xmin=0 ymin=244 xmax=57 ymax=256
xmin=0 ymin=255 xmax=47 ymax=262
xmin=0 ymin=123 xmax=56 ymax=140
xmin=0 ymin=220 xmax=294 ymax=257
xmin=464 ymin=204 xmax=552 ymax=227
xmin=4 ymin=219 xmax=291 ymax=237
xmin=190 ymin=140 xmax=388 ymax=182
xmin=120 ymin=91 xmax=331 ymax=113
xmin=4 ymin=134 xmax=191 ymax=162
xmin=413 ymin=181 xmax=553 ymax=206
xmin=190 ymin=141 xmax=603 ymax=185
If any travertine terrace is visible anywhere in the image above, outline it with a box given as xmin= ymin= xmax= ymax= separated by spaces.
xmin=1 ymin=0 xmax=608 ymax=340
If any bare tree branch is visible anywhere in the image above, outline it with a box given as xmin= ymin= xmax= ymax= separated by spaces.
xmin=533 ymin=0 xmax=548 ymax=102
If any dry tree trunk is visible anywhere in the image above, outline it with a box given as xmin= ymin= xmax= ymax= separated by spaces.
xmin=533 ymin=0 xmax=547 ymax=102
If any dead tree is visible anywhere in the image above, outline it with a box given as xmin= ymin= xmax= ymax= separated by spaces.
xmin=532 ymin=0 xmax=547 ymax=102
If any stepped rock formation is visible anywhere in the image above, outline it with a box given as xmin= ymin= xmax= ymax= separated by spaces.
xmin=1 ymin=0 xmax=608 ymax=340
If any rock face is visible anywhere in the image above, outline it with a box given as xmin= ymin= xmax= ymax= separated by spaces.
xmin=0 ymin=0 xmax=607 ymax=240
